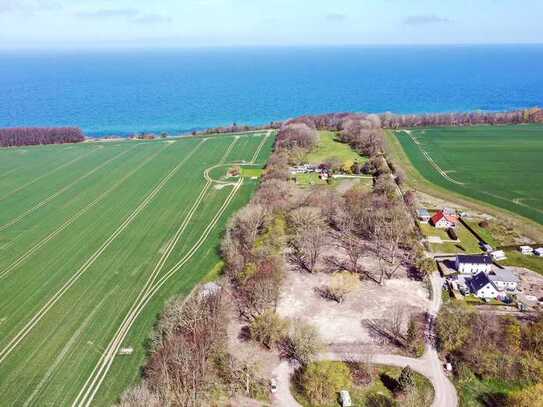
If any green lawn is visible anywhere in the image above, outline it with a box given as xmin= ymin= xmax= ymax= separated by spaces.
xmin=294 ymin=172 xmax=330 ymax=186
xmin=305 ymin=131 xmax=366 ymax=165
xmin=293 ymin=363 xmax=434 ymax=407
xmin=456 ymin=377 xmax=522 ymax=407
xmin=394 ymin=125 xmax=543 ymax=225
xmin=419 ymin=221 xmax=482 ymax=254
xmin=0 ymin=131 xmax=275 ymax=406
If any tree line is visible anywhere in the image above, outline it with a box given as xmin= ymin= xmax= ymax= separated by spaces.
xmin=196 ymin=107 xmax=543 ymax=138
xmin=437 ymin=301 xmax=543 ymax=406
xmin=0 ymin=127 xmax=85 ymax=147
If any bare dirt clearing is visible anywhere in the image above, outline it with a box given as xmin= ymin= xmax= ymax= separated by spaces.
xmin=277 ymin=269 xmax=430 ymax=347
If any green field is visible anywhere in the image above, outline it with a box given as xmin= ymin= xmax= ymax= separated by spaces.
xmin=394 ymin=125 xmax=543 ymax=225
xmin=305 ymin=131 xmax=366 ymax=165
xmin=0 ymin=131 xmax=275 ymax=406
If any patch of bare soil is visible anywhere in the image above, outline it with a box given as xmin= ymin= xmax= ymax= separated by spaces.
xmin=513 ymin=266 xmax=543 ymax=300
xmin=224 ymin=293 xmax=280 ymax=379
xmin=276 ymin=268 xmax=430 ymax=348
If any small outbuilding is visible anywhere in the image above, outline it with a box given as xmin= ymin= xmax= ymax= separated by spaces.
xmin=535 ymin=248 xmax=543 ymax=257
xmin=456 ymin=255 xmax=493 ymax=274
xmin=417 ymin=208 xmax=431 ymax=223
xmin=490 ymin=250 xmax=507 ymax=261
xmin=520 ymin=246 xmax=534 ymax=255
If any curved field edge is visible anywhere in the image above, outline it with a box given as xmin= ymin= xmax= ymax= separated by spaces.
xmin=383 ymin=129 xmax=543 ymax=242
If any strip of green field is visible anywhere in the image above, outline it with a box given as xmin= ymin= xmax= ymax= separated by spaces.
xmin=394 ymin=125 xmax=543 ymax=225
xmin=0 ymin=132 xmax=274 ymax=406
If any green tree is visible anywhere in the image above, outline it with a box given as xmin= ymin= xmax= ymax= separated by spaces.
xmin=249 ymin=310 xmax=289 ymax=348
xmin=301 ymin=361 xmax=352 ymax=406
xmin=507 ymin=383 xmax=543 ymax=406
xmin=436 ymin=301 xmax=475 ymax=353
xmin=398 ymin=366 xmax=415 ymax=392
xmin=285 ymin=321 xmax=322 ymax=366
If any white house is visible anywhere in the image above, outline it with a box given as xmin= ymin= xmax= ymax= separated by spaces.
xmin=490 ymin=250 xmax=507 ymax=261
xmin=520 ymin=246 xmax=534 ymax=255
xmin=535 ymin=248 xmax=543 ymax=257
xmin=468 ymin=272 xmax=499 ymax=299
xmin=456 ymin=255 xmax=493 ymax=274
xmin=488 ymin=269 xmax=519 ymax=292
xmin=431 ymin=211 xmax=459 ymax=229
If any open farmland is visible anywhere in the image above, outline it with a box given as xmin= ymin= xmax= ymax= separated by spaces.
xmin=0 ymin=131 xmax=275 ymax=406
xmin=394 ymin=125 xmax=543 ymax=225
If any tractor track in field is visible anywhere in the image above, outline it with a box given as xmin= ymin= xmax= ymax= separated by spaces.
xmin=0 ymin=145 xmax=139 ymax=233
xmin=0 ymin=143 xmax=172 ymax=281
xmin=74 ymin=133 xmax=267 ymax=406
xmin=0 ymin=146 xmax=102 ymax=203
xmin=73 ymin=178 xmax=243 ymax=407
xmin=0 ymin=140 xmax=206 ymax=365
xmin=403 ymin=130 xmax=465 ymax=186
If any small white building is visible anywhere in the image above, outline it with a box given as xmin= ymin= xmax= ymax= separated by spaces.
xmin=535 ymin=248 xmax=543 ymax=257
xmin=417 ymin=208 xmax=431 ymax=223
xmin=456 ymin=255 xmax=493 ymax=274
xmin=469 ymin=272 xmax=499 ymax=299
xmin=488 ymin=269 xmax=519 ymax=292
xmin=520 ymin=246 xmax=534 ymax=255
xmin=490 ymin=250 xmax=506 ymax=261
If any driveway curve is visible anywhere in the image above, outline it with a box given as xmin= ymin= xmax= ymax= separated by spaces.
xmin=271 ymin=273 xmax=458 ymax=407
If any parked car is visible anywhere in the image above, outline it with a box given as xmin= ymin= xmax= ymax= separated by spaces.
xmin=270 ymin=378 xmax=277 ymax=393
xmin=340 ymin=390 xmax=352 ymax=407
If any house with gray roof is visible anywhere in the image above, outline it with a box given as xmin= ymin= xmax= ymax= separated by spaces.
xmin=488 ymin=269 xmax=519 ymax=292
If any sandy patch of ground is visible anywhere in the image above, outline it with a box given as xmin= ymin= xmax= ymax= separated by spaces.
xmin=224 ymin=296 xmax=280 ymax=379
xmin=276 ymin=269 xmax=430 ymax=347
xmin=512 ymin=266 xmax=543 ymax=300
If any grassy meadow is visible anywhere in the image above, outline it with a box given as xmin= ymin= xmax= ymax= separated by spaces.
xmin=394 ymin=125 xmax=543 ymax=225
xmin=0 ymin=131 xmax=274 ymax=406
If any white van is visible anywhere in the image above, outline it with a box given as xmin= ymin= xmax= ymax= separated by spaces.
xmin=339 ymin=390 xmax=352 ymax=407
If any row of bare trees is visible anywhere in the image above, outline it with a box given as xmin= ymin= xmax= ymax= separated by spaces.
xmin=0 ymin=127 xmax=85 ymax=147
xmin=284 ymin=107 xmax=543 ymax=131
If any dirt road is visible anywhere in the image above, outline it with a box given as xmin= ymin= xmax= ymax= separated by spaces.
xmin=272 ymin=273 xmax=458 ymax=407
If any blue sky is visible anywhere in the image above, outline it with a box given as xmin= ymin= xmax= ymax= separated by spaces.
xmin=0 ymin=0 xmax=542 ymax=48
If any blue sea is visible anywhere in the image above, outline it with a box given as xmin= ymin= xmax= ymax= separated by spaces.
xmin=1 ymin=45 xmax=542 ymax=136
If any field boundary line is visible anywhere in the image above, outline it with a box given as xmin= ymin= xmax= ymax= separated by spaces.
xmin=0 ymin=146 xmax=102 ymax=202
xmin=74 ymin=178 xmax=243 ymax=407
xmin=0 ymin=145 xmax=139 ymax=232
xmin=0 ymin=144 xmax=172 ymax=280
xmin=74 ymin=138 xmax=243 ymax=407
xmin=0 ymin=140 xmax=206 ymax=365
xmin=403 ymin=130 xmax=465 ymax=186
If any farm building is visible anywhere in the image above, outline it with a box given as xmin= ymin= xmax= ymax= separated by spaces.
xmin=488 ymin=269 xmax=519 ymax=292
xmin=535 ymin=248 xmax=543 ymax=257
xmin=520 ymin=246 xmax=534 ymax=255
xmin=468 ymin=272 xmax=499 ymax=299
xmin=431 ymin=211 xmax=459 ymax=229
xmin=490 ymin=250 xmax=506 ymax=261
xmin=456 ymin=255 xmax=493 ymax=274
xmin=417 ymin=208 xmax=431 ymax=223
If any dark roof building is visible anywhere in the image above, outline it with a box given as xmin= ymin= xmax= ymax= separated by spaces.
xmin=456 ymin=255 xmax=492 ymax=265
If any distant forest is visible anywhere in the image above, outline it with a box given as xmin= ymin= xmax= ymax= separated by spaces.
xmin=0 ymin=127 xmax=85 ymax=147
xmin=198 ymin=107 xmax=543 ymax=136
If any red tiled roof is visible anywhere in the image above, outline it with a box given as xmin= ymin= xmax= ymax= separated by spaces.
xmin=431 ymin=211 xmax=458 ymax=225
